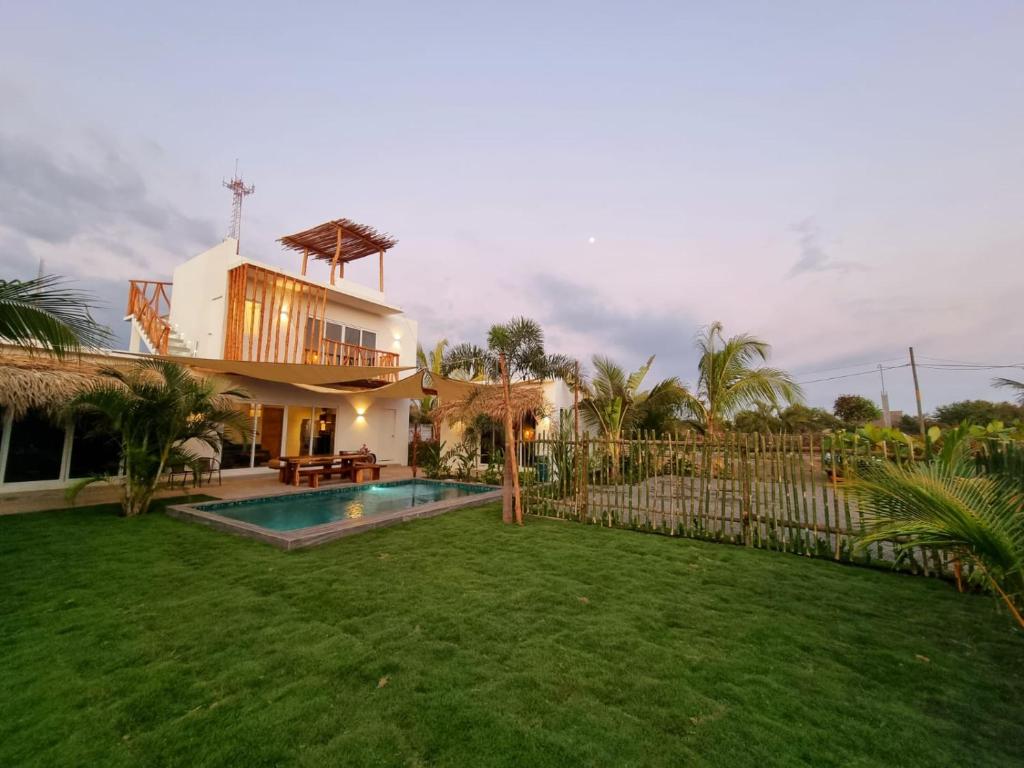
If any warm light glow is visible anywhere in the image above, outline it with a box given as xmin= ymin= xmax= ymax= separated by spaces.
xmin=279 ymin=309 xmax=289 ymax=322
xmin=355 ymin=406 xmax=366 ymax=416
xmin=522 ymin=426 xmax=536 ymax=441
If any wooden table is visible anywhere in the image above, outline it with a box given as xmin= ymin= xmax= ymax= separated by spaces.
xmin=279 ymin=453 xmax=367 ymax=486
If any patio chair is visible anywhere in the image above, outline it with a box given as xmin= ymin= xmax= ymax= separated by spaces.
xmin=165 ymin=463 xmax=193 ymax=489
xmin=194 ymin=457 xmax=222 ymax=487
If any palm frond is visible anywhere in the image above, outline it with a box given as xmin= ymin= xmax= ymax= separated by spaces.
xmin=993 ymin=377 xmax=1024 ymax=406
xmin=0 ymin=275 xmax=112 ymax=356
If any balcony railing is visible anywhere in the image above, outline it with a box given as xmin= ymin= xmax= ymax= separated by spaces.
xmin=223 ymin=263 xmax=399 ymax=378
xmin=126 ymin=280 xmax=172 ymax=355
xmin=307 ymin=339 xmax=399 ymax=368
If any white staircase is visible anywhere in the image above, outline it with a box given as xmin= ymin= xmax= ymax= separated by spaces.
xmin=167 ymin=326 xmax=195 ymax=357
xmin=128 ymin=316 xmax=197 ymax=357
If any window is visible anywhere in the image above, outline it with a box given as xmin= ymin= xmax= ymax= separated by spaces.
xmin=3 ymin=409 xmax=65 ymax=483
xmin=304 ymin=318 xmax=379 ymax=357
xmin=69 ymin=413 xmax=121 ymax=478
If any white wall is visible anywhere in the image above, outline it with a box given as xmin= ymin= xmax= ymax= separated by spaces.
xmin=166 ymin=240 xmax=419 ymax=367
xmin=167 ymin=239 xmax=240 ymax=358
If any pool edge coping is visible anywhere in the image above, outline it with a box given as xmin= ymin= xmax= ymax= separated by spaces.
xmin=165 ymin=479 xmax=503 ymax=550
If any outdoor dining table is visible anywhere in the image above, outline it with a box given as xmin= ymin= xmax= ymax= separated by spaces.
xmin=279 ymin=453 xmax=367 ymax=486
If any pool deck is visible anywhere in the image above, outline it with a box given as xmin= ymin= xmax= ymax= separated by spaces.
xmin=0 ymin=465 xmax=418 ymax=515
xmin=166 ymin=480 xmax=503 ymax=550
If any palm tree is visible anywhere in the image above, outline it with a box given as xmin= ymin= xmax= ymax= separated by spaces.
xmin=68 ymin=360 xmax=249 ymax=517
xmin=441 ymin=318 xmax=572 ymax=524
xmin=679 ymin=322 xmax=803 ymax=434
xmin=994 ymin=377 xmax=1024 ymax=405
xmin=581 ymin=354 xmax=686 ymax=479
xmin=441 ymin=342 xmax=489 ymax=381
xmin=581 ymin=354 xmax=686 ymax=438
xmin=0 ymin=274 xmax=112 ymax=356
xmin=411 ymin=339 xmax=448 ymax=436
xmin=853 ymin=426 xmax=1024 ymax=628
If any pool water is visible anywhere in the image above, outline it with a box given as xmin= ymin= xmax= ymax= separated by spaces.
xmin=196 ymin=480 xmax=495 ymax=532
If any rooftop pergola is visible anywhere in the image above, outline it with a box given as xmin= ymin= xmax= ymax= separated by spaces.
xmin=278 ymin=217 xmax=398 ymax=290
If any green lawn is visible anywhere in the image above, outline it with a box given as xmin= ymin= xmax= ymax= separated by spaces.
xmin=2 ymin=500 xmax=1022 ymax=768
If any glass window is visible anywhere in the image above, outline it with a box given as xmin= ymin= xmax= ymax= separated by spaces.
xmin=4 ymin=409 xmax=65 ymax=483
xmin=361 ymin=330 xmax=377 ymax=350
xmin=312 ymin=408 xmax=336 ymax=455
xmin=69 ymin=413 xmax=121 ymax=478
xmin=305 ymin=317 xmax=321 ymax=347
xmin=325 ymin=322 xmax=343 ymax=342
xmin=221 ymin=402 xmax=257 ymax=469
xmin=344 ymin=326 xmax=361 ymax=347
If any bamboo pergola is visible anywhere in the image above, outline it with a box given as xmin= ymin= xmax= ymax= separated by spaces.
xmin=277 ymin=217 xmax=397 ymax=289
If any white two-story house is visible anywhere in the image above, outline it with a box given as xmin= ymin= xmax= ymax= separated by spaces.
xmin=0 ymin=217 xmax=419 ymax=491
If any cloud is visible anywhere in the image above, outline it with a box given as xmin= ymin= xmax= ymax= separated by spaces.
xmin=787 ymin=218 xmax=863 ymax=277
xmin=528 ymin=274 xmax=701 ymax=382
xmin=0 ymin=132 xmax=217 ymax=277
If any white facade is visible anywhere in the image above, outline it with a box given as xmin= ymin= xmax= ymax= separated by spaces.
xmin=0 ymin=235 xmax=419 ymax=493
xmin=164 ymin=238 xmax=418 ymax=369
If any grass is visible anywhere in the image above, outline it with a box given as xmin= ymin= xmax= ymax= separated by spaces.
xmin=1 ymin=499 xmax=1022 ymax=768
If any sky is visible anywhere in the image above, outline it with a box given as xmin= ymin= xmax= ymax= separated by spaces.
xmin=1 ymin=1 xmax=1022 ymax=414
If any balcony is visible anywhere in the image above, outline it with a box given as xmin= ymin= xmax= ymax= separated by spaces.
xmin=223 ymin=263 xmax=399 ymax=374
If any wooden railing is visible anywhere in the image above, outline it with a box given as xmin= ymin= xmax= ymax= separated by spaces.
xmin=126 ymin=280 xmax=172 ymax=355
xmin=223 ymin=263 xmax=400 ymax=379
xmin=308 ymin=339 xmax=399 ymax=368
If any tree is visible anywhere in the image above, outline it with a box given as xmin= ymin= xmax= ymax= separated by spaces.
xmin=68 ymin=360 xmax=249 ymax=517
xmin=441 ymin=318 xmax=572 ymax=524
xmin=933 ymin=400 xmax=1024 ymax=427
xmin=0 ymin=274 xmax=112 ymax=356
xmin=581 ymin=355 xmax=686 ymax=440
xmin=780 ymin=404 xmax=841 ymax=433
xmin=853 ymin=426 xmax=1024 ymax=628
xmin=732 ymin=403 xmax=782 ymax=434
xmin=678 ymin=322 xmax=803 ymax=434
xmin=410 ymin=339 xmax=448 ymax=433
xmin=441 ymin=342 xmax=489 ymax=381
xmin=833 ymin=394 xmax=882 ymax=427
xmin=580 ymin=355 xmax=687 ymax=475
xmin=993 ymin=378 xmax=1024 ymax=406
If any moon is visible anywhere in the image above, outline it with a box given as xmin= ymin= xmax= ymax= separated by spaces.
xmin=587 ymin=236 xmax=596 ymax=244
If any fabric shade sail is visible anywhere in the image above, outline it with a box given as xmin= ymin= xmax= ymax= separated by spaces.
xmin=161 ymin=356 xmax=413 ymax=387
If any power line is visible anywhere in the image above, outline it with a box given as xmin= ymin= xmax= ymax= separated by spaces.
xmin=796 ymin=364 xmax=908 ymax=385
xmin=790 ymin=356 xmax=905 ymax=376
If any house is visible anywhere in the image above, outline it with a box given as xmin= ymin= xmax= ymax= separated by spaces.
xmin=437 ymin=379 xmax=577 ymax=467
xmin=0 ymin=218 xmax=419 ymax=491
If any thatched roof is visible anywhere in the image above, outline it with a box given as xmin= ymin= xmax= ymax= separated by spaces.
xmin=0 ymin=348 xmax=111 ymax=418
xmin=278 ymin=217 xmax=397 ymax=264
xmin=433 ymin=382 xmax=546 ymax=426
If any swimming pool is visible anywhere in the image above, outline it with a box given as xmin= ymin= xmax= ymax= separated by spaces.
xmin=166 ymin=479 xmax=501 ymax=550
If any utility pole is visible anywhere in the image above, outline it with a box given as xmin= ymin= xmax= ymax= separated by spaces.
xmin=878 ymin=364 xmax=891 ymax=428
xmin=909 ymin=347 xmax=926 ymax=442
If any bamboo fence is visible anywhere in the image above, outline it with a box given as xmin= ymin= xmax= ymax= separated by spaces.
xmin=519 ymin=431 xmax=1019 ymax=577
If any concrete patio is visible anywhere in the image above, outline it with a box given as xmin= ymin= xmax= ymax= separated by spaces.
xmin=0 ymin=465 xmax=416 ymax=515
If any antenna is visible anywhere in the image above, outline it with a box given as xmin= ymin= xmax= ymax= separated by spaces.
xmin=223 ymin=159 xmax=255 ymax=255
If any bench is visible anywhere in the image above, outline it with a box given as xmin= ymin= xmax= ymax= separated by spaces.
xmin=352 ymin=463 xmax=383 ymax=483
xmin=267 ymin=459 xmax=287 ymax=483
xmin=298 ymin=463 xmax=363 ymax=488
